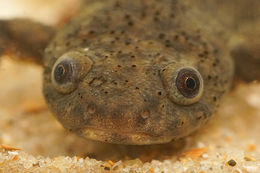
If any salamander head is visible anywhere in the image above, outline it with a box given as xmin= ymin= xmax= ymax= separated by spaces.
xmin=43 ymin=39 xmax=232 ymax=144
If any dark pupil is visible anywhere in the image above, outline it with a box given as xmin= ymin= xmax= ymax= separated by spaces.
xmin=56 ymin=65 xmax=65 ymax=76
xmin=54 ymin=61 xmax=72 ymax=84
xmin=176 ymin=69 xmax=200 ymax=98
xmin=186 ymin=77 xmax=196 ymax=89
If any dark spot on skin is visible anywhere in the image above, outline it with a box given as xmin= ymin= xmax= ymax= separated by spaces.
xmin=153 ymin=17 xmax=159 ymax=22
xmin=198 ymin=53 xmax=204 ymax=57
xmin=197 ymin=116 xmax=202 ymax=120
xmin=158 ymin=91 xmax=162 ymax=96
xmin=135 ymin=87 xmax=139 ymax=90
xmin=140 ymin=11 xmax=146 ymax=18
xmin=65 ymin=41 xmax=71 ymax=46
xmin=88 ymin=30 xmax=95 ymax=34
xmin=165 ymin=44 xmax=171 ymax=47
xmin=165 ymin=40 xmax=171 ymax=47
xmin=128 ymin=21 xmax=134 ymax=26
xmin=158 ymin=33 xmax=165 ymax=39
xmin=110 ymin=30 xmax=115 ymax=34
xmin=124 ymin=14 xmax=130 ymax=19
xmin=132 ymin=64 xmax=136 ymax=68
xmin=204 ymin=50 xmax=209 ymax=55
xmin=184 ymin=36 xmax=189 ymax=41
xmin=154 ymin=10 xmax=160 ymax=16
xmin=175 ymin=120 xmax=185 ymax=128
xmin=181 ymin=31 xmax=186 ymax=36
xmin=170 ymin=13 xmax=175 ymax=18
xmin=213 ymin=96 xmax=217 ymax=102
xmin=125 ymin=40 xmax=131 ymax=45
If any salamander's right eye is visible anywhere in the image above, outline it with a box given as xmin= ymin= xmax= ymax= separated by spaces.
xmin=51 ymin=51 xmax=93 ymax=94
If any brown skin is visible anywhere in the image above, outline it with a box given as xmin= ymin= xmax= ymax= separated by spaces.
xmin=0 ymin=0 xmax=258 ymax=144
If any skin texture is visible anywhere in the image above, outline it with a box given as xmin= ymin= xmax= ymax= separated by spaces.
xmin=0 ymin=0 xmax=258 ymax=144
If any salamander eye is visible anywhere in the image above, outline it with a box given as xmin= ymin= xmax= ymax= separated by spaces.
xmin=161 ymin=65 xmax=204 ymax=105
xmin=51 ymin=51 xmax=93 ymax=94
xmin=54 ymin=61 xmax=73 ymax=84
xmin=176 ymin=68 xmax=200 ymax=98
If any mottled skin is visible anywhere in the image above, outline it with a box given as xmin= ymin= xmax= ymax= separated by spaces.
xmin=0 ymin=0 xmax=258 ymax=144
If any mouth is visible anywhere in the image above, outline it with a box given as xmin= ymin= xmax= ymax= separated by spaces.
xmin=79 ymin=126 xmax=173 ymax=145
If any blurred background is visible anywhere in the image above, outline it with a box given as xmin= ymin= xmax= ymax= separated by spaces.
xmin=0 ymin=0 xmax=80 ymax=25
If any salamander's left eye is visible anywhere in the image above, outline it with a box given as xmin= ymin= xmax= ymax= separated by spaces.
xmin=176 ymin=68 xmax=201 ymax=99
xmin=51 ymin=51 xmax=93 ymax=94
xmin=54 ymin=60 xmax=73 ymax=85
xmin=161 ymin=65 xmax=204 ymax=105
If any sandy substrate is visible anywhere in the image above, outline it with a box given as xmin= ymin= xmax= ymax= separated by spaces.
xmin=0 ymin=1 xmax=260 ymax=172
